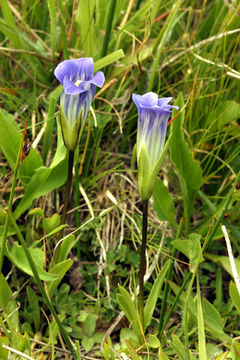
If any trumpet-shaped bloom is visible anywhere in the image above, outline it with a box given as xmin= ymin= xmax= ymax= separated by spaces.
xmin=54 ymin=58 xmax=105 ymax=150
xmin=132 ymin=92 xmax=178 ymax=200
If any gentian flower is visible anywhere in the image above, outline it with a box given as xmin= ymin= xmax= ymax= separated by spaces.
xmin=54 ymin=58 xmax=105 ymax=150
xmin=132 ymin=92 xmax=178 ymax=200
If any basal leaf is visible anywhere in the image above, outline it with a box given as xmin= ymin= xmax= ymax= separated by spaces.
xmin=169 ymin=93 xmax=203 ymax=233
xmin=153 ymin=178 xmax=177 ymax=229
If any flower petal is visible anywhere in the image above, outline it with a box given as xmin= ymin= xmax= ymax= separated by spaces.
xmin=133 ymin=92 xmax=158 ymax=109
xmin=62 ymin=76 xmax=88 ymax=95
xmin=54 ymin=58 xmax=94 ymax=84
xmin=89 ymin=71 xmax=105 ymax=88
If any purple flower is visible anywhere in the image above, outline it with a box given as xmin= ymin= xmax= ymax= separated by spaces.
xmin=54 ymin=58 xmax=105 ymax=150
xmin=132 ymin=92 xmax=178 ymax=200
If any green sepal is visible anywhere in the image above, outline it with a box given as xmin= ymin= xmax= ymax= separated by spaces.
xmin=60 ymin=106 xmax=82 ymax=151
xmin=137 ymin=139 xmax=169 ymax=200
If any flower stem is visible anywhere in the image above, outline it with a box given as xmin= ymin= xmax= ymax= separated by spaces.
xmin=61 ymin=150 xmax=75 ymax=227
xmin=139 ymin=199 xmax=148 ymax=328
xmin=55 ymin=150 xmax=74 ymax=264
xmin=6 ymin=209 xmax=78 ymax=360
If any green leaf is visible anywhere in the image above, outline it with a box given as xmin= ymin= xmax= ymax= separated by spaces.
xmin=0 ymin=274 xmax=19 ymax=331
xmin=148 ymin=334 xmax=160 ymax=349
xmin=171 ymin=233 xmax=203 ymax=272
xmin=153 ymin=178 xmax=177 ymax=229
xmin=84 ymin=314 xmax=98 ymax=337
xmin=207 ymin=100 xmax=240 ymax=130
xmin=202 ymin=298 xmax=229 ymax=341
xmin=169 ymin=334 xmax=186 ymax=360
xmin=13 ymin=119 xmax=67 ymax=219
xmin=229 ymin=281 xmax=240 ymax=314
xmin=26 ymin=285 xmax=40 ymax=331
xmin=169 ymin=93 xmax=203 ymax=233
xmin=14 ymin=158 xmax=68 ymax=219
xmin=42 ymin=213 xmax=61 ymax=234
xmin=117 ymin=285 xmax=142 ymax=341
xmin=0 ymin=109 xmax=43 ymax=185
xmin=82 ymin=336 xmax=94 ymax=352
xmin=47 ymin=259 xmax=73 ymax=298
xmin=94 ymin=50 xmax=125 ymax=71
xmin=58 ymin=234 xmax=75 ymax=263
xmin=120 ymin=328 xmax=140 ymax=347
xmin=8 ymin=243 xmax=59 ymax=281
xmin=144 ymin=261 xmax=169 ymax=330
xmin=206 ymin=254 xmax=240 ymax=279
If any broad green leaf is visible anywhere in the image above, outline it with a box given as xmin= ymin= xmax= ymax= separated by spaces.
xmin=0 ymin=274 xmax=19 ymax=331
xmin=169 ymin=281 xmax=231 ymax=342
xmin=206 ymin=254 xmax=240 ymax=279
xmin=202 ymin=298 xmax=230 ymax=342
xmin=229 ymin=281 xmax=240 ymax=314
xmin=14 ymin=158 xmax=68 ymax=219
xmin=13 ymin=119 xmax=68 ymax=219
xmin=84 ymin=314 xmax=98 ymax=337
xmin=153 ymin=179 xmax=177 ymax=229
xmin=8 ymin=243 xmax=59 ymax=281
xmin=120 ymin=328 xmax=140 ymax=347
xmin=42 ymin=213 xmax=61 ymax=234
xmin=207 ymin=100 xmax=240 ymax=130
xmin=148 ymin=334 xmax=160 ymax=348
xmin=82 ymin=336 xmax=94 ymax=352
xmin=144 ymin=261 xmax=169 ymax=330
xmin=169 ymin=334 xmax=186 ymax=360
xmin=47 ymin=259 xmax=73 ymax=298
xmin=117 ymin=285 xmax=142 ymax=341
xmin=171 ymin=233 xmax=203 ymax=272
xmin=0 ymin=109 xmax=43 ymax=185
xmin=169 ymin=93 xmax=203 ymax=233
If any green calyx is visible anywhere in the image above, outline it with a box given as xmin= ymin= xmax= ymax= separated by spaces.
xmin=60 ymin=106 xmax=82 ymax=151
xmin=137 ymin=140 xmax=169 ymax=200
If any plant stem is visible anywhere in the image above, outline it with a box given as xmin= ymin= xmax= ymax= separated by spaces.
xmin=158 ymin=217 xmax=184 ymax=337
xmin=139 ymin=199 xmax=148 ymax=328
xmin=6 ymin=209 xmax=78 ymax=360
xmin=101 ymin=0 xmax=117 ymax=58
xmin=54 ymin=150 xmax=74 ymax=264
xmin=62 ymin=150 xmax=75 ymax=226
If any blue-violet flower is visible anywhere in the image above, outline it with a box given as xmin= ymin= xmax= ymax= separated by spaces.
xmin=54 ymin=58 xmax=105 ymax=150
xmin=132 ymin=92 xmax=178 ymax=200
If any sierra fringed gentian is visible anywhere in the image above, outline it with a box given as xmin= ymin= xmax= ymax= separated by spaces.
xmin=54 ymin=58 xmax=105 ymax=150
xmin=133 ymin=92 xmax=178 ymax=200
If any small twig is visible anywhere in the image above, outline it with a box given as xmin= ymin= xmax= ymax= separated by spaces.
xmin=2 ymin=344 xmax=35 ymax=360
xmin=222 ymin=225 xmax=240 ymax=296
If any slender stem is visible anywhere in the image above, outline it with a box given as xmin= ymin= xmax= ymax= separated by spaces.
xmin=158 ymin=217 xmax=184 ymax=337
xmin=139 ymin=199 xmax=148 ymax=327
xmin=6 ymin=209 xmax=78 ymax=360
xmin=74 ymin=160 xmax=81 ymax=259
xmin=101 ymin=0 xmax=117 ymax=58
xmin=54 ymin=150 xmax=74 ymax=264
xmin=61 ymin=150 xmax=75 ymax=227
xmin=0 ymin=123 xmax=27 ymax=274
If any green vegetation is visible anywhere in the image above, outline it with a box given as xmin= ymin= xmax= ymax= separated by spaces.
xmin=0 ymin=0 xmax=240 ymax=359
